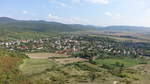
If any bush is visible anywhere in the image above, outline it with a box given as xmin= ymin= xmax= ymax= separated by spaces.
xmin=118 ymin=72 xmax=139 ymax=80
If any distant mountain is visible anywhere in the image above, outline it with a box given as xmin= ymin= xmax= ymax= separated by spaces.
xmin=0 ymin=17 xmax=150 ymax=33
xmin=0 ymin=17 xmax=85 ymax=40
xmin=0 ymin=17 xmax=83 ymax=33
xmin=98 ymin=26 xmax=150 ymax=33
xmin=0 ymin=17 xmax=17 ymax=24
xmin=0 ymin=17 xmax=150 ymax=40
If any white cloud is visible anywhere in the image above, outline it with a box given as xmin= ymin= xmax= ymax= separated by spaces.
xmin=145 ymin=8 xmax=150 ymax=14
xmin=22 ymin=10 xmax=28 ymax=14
xmin=69 ymin=17 xmax=89 ymax=24
xmin=105 ymin=12 xmax=112 ymax=16
xmin=72 ymin=0 xmax=81 ymax=4
xmin=56 ymin=1 xmax=66 ymax=7
xmin=48 ymin=13 xmax=89 ymax=24
xmin=86 ymin=0 xmax=109 ymax=4
xmin=48 ymin=13 xmax=59 ymax=20
xmin=72 ymin=0 xmax=109 ymax=5
xmin=104 ymin=12 xmax=123 ymax=20
xmin=48 ymin=0 xmax=67 ymax=7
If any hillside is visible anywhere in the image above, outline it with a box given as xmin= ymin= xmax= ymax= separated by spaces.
xmin=0 ymin=17 xmax=83 ymax=40
xmin=0 ymin=17 xmax=150 ymax=41
xmin=98 ymin=26 xmax=150 ymax=33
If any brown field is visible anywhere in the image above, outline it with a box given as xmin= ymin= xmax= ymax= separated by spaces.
xmin=52 ymin=58 xmax=87 ymax=64
xmin=110 ymin=36 xmax=150 ymax=42
xmin=26 ymin=53 xmax=69 ymax=59
xmin=109 ymin=32 xmax=150 ymax=42
xmin=26 ymin=53 xmax=87 ymax=64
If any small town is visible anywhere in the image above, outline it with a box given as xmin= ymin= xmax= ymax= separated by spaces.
xmin=0 ymin=34 xmax=147 ymax=58
xmin=1 ymin=0 xmax=150 ymax=83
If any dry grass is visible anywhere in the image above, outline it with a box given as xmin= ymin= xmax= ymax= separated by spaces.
xmin=26 ymin=53 xmax=69 ymax=59
xmin=52 ymin=58 xmax=87 ymax=64
xmin=19 ymin=59 xmax=56 ymax=75
xmin=26 ymin=53 xmax=87 ymax=64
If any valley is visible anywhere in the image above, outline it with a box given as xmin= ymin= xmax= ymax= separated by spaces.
xmin=0 ymin=17 xmax=150 ymax=84
xmin=1 ymin=0 xmax=150 ymax=83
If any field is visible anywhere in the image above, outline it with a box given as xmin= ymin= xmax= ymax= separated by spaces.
xmin=95 ymin=57 xmax=141 ymax=67
xmin=26 ymin=53 xmax=69 ymax=59
xmin=26 ymin=53 xmax=87 ymax=64
xmin=19 ymin=59 xmax=56 ymax=76
xmin=18 ymin=53 xmax=150 ymax=84
xmin=19 ymin=52 xmax=150 ymax=84
xmin=53 ymin=58 xmax=87 ymax=64
xmin=20 ymin=53 xmax=87 ymax=76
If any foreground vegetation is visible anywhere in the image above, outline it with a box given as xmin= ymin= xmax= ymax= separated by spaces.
xmin=0 ymin=33 xmax=150 ymax=84
xmin=19 ymin=59 xmax=56 ymax=76
xmin=1 ymin=17 xmax=150 ymax=84
xmin=18 ymin=56 xmax=150 ymax=84
xmin=0 ymin=48 xmax=28 ymax=84
xmin=1 ymin=47 xmax=150 ymax=84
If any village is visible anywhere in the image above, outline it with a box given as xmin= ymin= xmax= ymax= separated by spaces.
xmin=0 ymin=34 xmax=145 ymax=58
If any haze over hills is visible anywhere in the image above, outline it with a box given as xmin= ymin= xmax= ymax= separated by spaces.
xmin=1 ymin=0 xmax=150 ymax=83
xmin=0 ymin=17 xmax=82 ymax=32
xmin=0 ymin=17 xmax=150 ymax=32
xmin=0 ymin=17 xmax=150 ymax=41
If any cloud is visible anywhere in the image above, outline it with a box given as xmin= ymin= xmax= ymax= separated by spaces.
xmin=72 ymin=0 xmax=81 ymax=4
xmin=86 ymin=0 xmax=109 ymax=4
xmin=49 ymin=0 xmax=109 ymax=6
xmin=71 ymin=0 xmax=109 ymax=4
xmin=22 ymin=10 xmax=29 ymax=14
xmin=48 ymin=13 xmax=89 ymax=24
xmin=48 ymin=0 xmax=67 ymax=7
xmin=104 ymin=12 xmax=123 ymax=20
xmin=145 ymin=8 xmax=150 ymax=14
xmin=105 ymin=12 xmax=112 ymax=16
xmin=48 ymin=13 xmax=60 ymax=20
xmin=55 ymin=1 xmax=66 ymax=7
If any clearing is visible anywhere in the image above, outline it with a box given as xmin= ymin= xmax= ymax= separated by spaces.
xmin=95 ymin=57 xmax=142 ymax=67
xmin=26 ymin=53 xmax=69 ymax=59
xmin=26 ymin=53 xmax=87 ymax=64
xmin=19 ymin=59 xmax=56 ymax=76
xmin=20 ymin=53 xmax=87 ymax=75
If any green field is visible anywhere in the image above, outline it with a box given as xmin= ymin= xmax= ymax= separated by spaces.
xmin=16 ymin=56 xmax=150 ymax=84
xmin=95 ymin=57 xmax=142 ymax=68
xmin=19 ymin=59 xmax=56 ymax=76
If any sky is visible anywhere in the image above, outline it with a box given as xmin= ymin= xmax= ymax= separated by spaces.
xmin=0 ymin=0 xmax=150 ymax=27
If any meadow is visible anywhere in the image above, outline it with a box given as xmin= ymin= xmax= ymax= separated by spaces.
xmin=95 ymin=57 xmax=142 ymax=68
xmin=19 ymin=59 xmax=56 ymax=76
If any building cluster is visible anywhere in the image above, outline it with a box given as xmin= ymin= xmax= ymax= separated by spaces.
xmin=0 ymin=35 xmax=144 ymax=56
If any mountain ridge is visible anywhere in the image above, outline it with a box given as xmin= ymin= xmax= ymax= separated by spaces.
xmin=0 ymin=17 xmax=150 ymax=32
xmin=0 ymin=17 xmax=150 ymax=40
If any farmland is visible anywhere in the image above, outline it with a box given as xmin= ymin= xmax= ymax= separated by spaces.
xmin=19 ymin=59 xmax=56 ymax=76
xmin=0 ymin=31 xmax=150 ymax=84
xmin=16 ymin=51 xmax=150 ymax=84
xmin=26 ymin=53 xmax=69 ymax=59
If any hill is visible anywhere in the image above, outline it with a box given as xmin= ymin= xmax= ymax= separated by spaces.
xmin=98 ymin=26 xmax=150 ymax=33
xmin=0 ymin=17 xmax=150 ymax=41
xmin=0 ymin=17 xmax=84 ymax=32
xmin=0 ymin=17 xmax=83 ymax=40
xmin=0 ymin=17 xmax=17 ymax=24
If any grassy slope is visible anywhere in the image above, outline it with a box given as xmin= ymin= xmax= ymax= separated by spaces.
xmin=0 ymin=48 xmax=30 ymax=84
xmin=95 ymin=57 xmax=141 ymax=67
xmin=18 ymin=56 xmax=150 ymax=84
xmin=0 ymin=20 xmax=82 ymax=41
xmin=19 ymin=59 xmax=56 ymax=76
xmin=0 ymin=31 xmax=57 ymax=41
